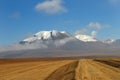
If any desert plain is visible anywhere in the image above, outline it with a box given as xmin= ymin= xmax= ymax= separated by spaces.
xmin=0 ymin=57 xmax=120 ymax=80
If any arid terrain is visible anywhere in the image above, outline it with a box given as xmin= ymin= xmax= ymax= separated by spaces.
xmin=0 ymin=57 xmax=120 ymax=80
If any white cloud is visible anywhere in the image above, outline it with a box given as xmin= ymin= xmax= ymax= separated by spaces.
xmin=35 ymin=0 xmax=67 ymax=14
xmin=89 ymin=22 xmax=101 ymax=29
xmin=74 ymin=22 xmax=110 ymax=38
xmin=91 ymin=31 xmax=97 ymax=37
xmin=9 ymin=12 xmax=21 ymax=19
xmin=88 ymin=22 xmax=110 ymax=29
xmin=0 ymin=42 xmax=48 ymax=53
xmin=0 ymin=37 xmax=75 ymax=53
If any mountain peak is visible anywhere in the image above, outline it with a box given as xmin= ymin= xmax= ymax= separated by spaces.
xmin=21 ymin=30 xmax=70 ymax=43
xmin=102 ymin=39 xmax=115 ymax=44
xmin=75 ymin=34 xmax=97 ymax=42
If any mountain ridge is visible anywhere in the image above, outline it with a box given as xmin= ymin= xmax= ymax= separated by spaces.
xmin=0 ymin=30 xmax=120 ymax=58
xmin=20 ymin=30 xmax=118 ymax=44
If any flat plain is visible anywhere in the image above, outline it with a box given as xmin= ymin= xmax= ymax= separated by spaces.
xmin=0 ymin=57 xmax=120 ymax=80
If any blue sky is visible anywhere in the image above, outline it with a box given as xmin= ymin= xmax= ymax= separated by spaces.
xmin=0 ymin=0 xmax=120 ymax=45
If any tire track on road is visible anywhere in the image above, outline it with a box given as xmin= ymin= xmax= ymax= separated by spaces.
xmin=45 ymin=61 xmax=79 ymax=80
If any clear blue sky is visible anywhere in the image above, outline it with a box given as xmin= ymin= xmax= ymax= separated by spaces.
xmin=0 ymin=0 xmax=120 ymax=45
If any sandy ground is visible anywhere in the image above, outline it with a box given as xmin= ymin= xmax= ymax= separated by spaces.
xmin=0 ymin=58 xmax=120 ymax=80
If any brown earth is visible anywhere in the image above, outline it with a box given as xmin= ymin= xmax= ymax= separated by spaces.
xmin=0 ymin=58 xmax=120 ymax=80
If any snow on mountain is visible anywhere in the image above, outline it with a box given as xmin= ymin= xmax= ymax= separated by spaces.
xmin=18 ymin=30 xmax=120 ymax=50
xmin=19 ymin=30 xmax=120 ymax=47
xmin=102 ymin=39 xmax=115 ymax=44
xmin=21 ymin=30 xmax=99 ymax=44
xmin=75 ymin=34 xmax=97 ymax=42
xmin=21 ymin=30 xmax=70 ymax=43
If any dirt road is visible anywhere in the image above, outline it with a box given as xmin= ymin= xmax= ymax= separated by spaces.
xmin=0 ymin=58 xmax=120 ymax=80
xmin=76 ymin=59 xmax=120 ymax=80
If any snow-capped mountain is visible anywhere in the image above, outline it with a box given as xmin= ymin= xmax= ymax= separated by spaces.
xmin=102 ymin=39 xmax=115 ymax=44
xmin=18 ymin=30 xmax=120 ymax=46
xmin=20 ymin=30 xmax=99 ymax=44
xmin=0 ymin=30 xmax=120 ymax=58
xmin=75 ymin=34 xmax=97 ymax=42
xmin=20 ymin=30 xmax=70 ymax=44
xmin=19 ymin=30 xmax=120 ymax=50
